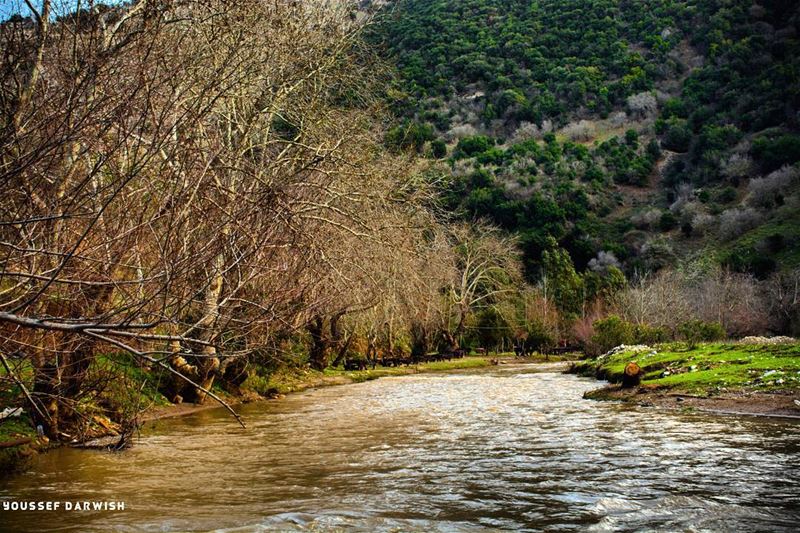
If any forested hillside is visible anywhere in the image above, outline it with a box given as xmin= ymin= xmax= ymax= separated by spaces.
xmin=376 ymin=0 xmax=800 ymax=278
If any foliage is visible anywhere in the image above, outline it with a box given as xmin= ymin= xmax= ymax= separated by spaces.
xmin=590 ymin=315 xmax=635 ymax=355
xmin=678 ymin=320 xmax=727 ymax=348
xmin=375 ymin=0 xmax=800 ymax=283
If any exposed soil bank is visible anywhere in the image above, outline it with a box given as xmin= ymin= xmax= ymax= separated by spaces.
xmin=584 ymin=385 xmax=800 ymax=419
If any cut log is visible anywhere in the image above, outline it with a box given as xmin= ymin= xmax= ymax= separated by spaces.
xmin=622 ymin=362 xmax=643 ymax=388
xmin=0 ymin=437 xmax=32 ymax=449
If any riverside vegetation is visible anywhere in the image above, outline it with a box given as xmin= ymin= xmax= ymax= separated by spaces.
xmin=1 ymin=0 xmax=800 ymax=474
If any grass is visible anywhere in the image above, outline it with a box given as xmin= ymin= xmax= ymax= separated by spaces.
xmin=718 ymin=203 xmax=800 ymax=269
xmin=0 ymin=414 xmax=39 ymax=474
xmin=575 ymin=342 xmax=800 ymax=395
xmin=245 ymin=356 xmax=495 ymax=395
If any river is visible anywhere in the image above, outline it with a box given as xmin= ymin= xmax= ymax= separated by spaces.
xmin=1 ymin=363 xmax=799 ymax=532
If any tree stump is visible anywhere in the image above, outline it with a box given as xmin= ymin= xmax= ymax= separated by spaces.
xmin=621 ymin=362 xmax=643 ymax=388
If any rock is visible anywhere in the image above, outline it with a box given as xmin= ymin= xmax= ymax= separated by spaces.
xmin=600 ymin=344 xmax=654 ymax=360
xmin=0 ymin=407 xmax=23 ymax=420
xmin=621 ymin=362 xmax=643 ymax=388
xmin=740 ymin=336 xmax=796 ymax=345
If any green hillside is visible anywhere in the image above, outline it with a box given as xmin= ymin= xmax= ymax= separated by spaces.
xmin=375 ymin=0 xmax=800 ymax=278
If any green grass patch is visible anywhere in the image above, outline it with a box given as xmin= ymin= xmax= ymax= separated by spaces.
xmin=580 ymin=342 xmax=800 ymax=394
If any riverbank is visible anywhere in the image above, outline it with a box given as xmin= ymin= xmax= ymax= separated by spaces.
xmin=3 ymin=356 xmax=517 ymax=471
xmin=573 ymin=342 xmax=800 ymax=418
xmin=142 ymin=356 xmax=501 ymax=423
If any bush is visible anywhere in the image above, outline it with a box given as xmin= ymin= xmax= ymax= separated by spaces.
xmin=385 ymin=120 xmax=435 ymax=152
xmin=455 ymin=135 xmax=495 ymax=158
xmin=659 ymin=211 xmax=679 ymax=231
xmin=662 ymin=121 xmax=691 ymax=152
xmin=718 ymin=207 xmax=763 ymax=241
xmin=633 ymin=323 xmax=671 ymax=344
xmin=678 ymin=320 xmax=726 ymax=348
xmin=591 ymin=315 xmax=634 ymax=355
xmin=747 ymin=165 xmax=799 ymax=207
xmin=752 ymin=135 xmax=800 ymax=173
xmin=430 ymin=138 xmax=447 ymax=158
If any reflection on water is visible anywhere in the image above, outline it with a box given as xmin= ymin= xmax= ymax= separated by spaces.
xmin=1 ymin=363 xmax=799 ymax=532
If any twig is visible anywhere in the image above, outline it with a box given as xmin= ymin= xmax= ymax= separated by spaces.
xmin=0 ymin=351 xmax=49 ymax=424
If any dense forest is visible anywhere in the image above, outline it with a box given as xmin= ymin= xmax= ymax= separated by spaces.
xmin=0 ymin=0 xmax=799 ymax=452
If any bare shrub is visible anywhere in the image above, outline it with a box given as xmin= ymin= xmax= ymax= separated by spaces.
xmin=721 ymin=153 xmax=754 ymax=179
xmin=620 ymin=266 xmax=771 ymax=336
xmin=631 ymin=208 xmax=662 ymax=229
xmin=446 ymin=123 xmax=478 ymax=141
xmin=627 ymin=91 xmax=657 ymax=117
xmin=609 ymin=111 xmax=628 ymax=127
xmin=692 ymin=213 xmax=717 ymax=235
xmin=588 ymin=251 xmax=621 ymax=273
xmin=511 ymin=120 xmax=553 ymax=143
xmin=560 ymin=120 xmax=596 ymax=142
xmin=669 ymin=183 xmax=694 ymax=212
xmin=718 ymin=207 xmax=764 ymax=240
xmin=747 ymin=165 xmax=799 ymax=207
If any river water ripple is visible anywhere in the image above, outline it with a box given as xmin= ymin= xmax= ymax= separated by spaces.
xmin=1 ymin=363 xmax=799 ymax=532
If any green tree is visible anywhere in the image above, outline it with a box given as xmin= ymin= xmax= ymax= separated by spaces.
xmin=542 ymin=240 xmax=584 ymax=317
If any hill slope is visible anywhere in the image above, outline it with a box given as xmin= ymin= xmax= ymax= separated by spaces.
xmin=375 ymin=0 xmax=800 ymax=278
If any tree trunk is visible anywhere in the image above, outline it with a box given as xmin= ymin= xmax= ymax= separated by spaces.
xmin=622 ymin=362 xmax=643 ymax=388
xmin=307 ymin=315 xmax=328 ymax=370
xmin=194 ymin=255 xmax=224 ymax=403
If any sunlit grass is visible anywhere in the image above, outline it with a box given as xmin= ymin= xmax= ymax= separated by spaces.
xmin=577 ymin=342 xmax=800 ymax=393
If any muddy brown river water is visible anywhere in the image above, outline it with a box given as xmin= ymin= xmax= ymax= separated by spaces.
xmin=1 ymin=363 xmax=799 ymax=532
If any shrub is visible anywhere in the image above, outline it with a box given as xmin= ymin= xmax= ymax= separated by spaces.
xmin=659 ymin=211 xmax=679 ymax=231
xmin=718 ymin=207 xmax=763 ymax=241
xmin=662 ymin=121 xmax=691 ymax=152
xmin=455 ymin=135 xmax=496 ymax=158
xmin=430 ymin=138 xmax=447 ymax=158
xmin=678 ymin=320 xmax=726 ymax=348
xmin=633 ymin=324 xmax=671 ymax=344
xmin=385 ymin=120 xmax=435 ymax=152
xmin=752 ymin=134 xmax=800 ymax=173
xmin=716 ymin=186 xmax=738 ymax=204
xmin=591 ymin=315 xmax=634 ymax=355
xmin=747 ymin=165 xmax=799 ymax=207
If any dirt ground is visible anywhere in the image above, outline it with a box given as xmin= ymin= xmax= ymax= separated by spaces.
xmin=586 ymin=385 xmax=800 ymax=419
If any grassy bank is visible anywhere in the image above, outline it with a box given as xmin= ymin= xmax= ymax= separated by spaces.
xmin=0 ymin=415 xmax=39 ymax=474
xmin=573 ymin=342 xmax=800 ymax=416
xmin=243 ymin=356 xmax=495 ymax=396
